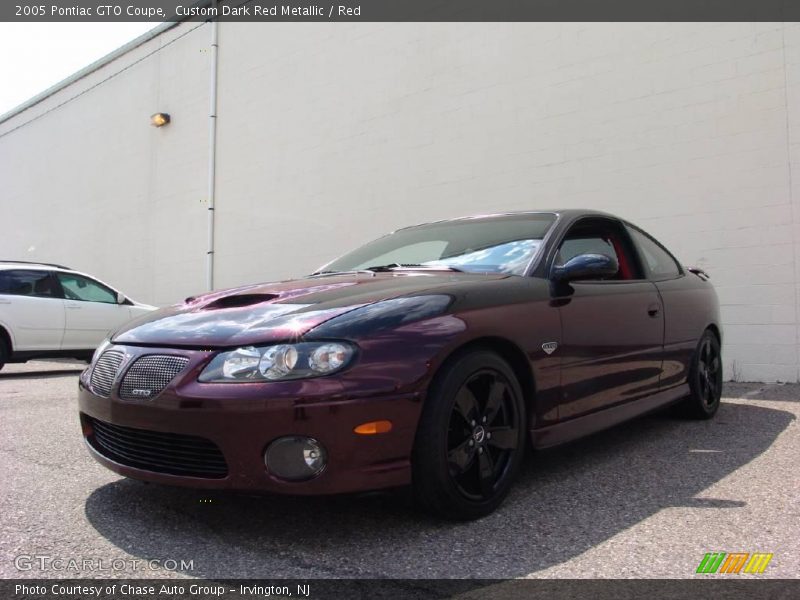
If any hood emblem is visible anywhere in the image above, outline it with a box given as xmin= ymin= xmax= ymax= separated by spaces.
xmin=542 ymin=342 xmax=558 ymax=355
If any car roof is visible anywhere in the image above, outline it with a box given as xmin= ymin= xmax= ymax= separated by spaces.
xmin=0 ymin=262 xmax=98 ymax=281
xmin=0 ymin=262 xmax=133 ymax=297
xmin=394 ymin=208 xmax=618 ymax=232
xmin=0 ymin=261 xmax=73 ymax=271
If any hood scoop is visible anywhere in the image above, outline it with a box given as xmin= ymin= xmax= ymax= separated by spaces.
xmin=202 ymin=293 xmax=279 ymax=309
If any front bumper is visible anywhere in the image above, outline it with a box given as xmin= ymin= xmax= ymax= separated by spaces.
xmin=78 ymin=344 xmax=424 ymax=495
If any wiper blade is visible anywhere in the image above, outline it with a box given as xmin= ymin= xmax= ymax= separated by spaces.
xmin=310 ymin=264 xmax=464 ymax=277
xmin=363 ymin=263 xmax=414 ymax=272
xmin=362 ymin=263 xmax=464 ymax=273
xmin=308 ymin=269 xmax=377 ymax=278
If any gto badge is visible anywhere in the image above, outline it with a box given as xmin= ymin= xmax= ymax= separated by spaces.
xmin=131 ymin=389 xmax=152 ymax=397
xmin=542 ymin=342 xmax=558 ymax=355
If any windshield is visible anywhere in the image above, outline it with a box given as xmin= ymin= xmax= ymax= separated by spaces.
xmin=318 ymin=213 xmax=557 ymax=275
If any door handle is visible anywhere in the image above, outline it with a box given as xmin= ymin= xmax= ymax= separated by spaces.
xmin=66 ymin=303 xmax=82 ymax=310
xmin=647 ymin=303 xmax=661 ymax=317
xmin=0 ymin=299 xmax=10 ymax=305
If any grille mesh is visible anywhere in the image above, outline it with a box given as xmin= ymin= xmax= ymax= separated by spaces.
xmin=89 ymin=350 xmax=124 ymax=397
xmin=119 ymin=355 xmax=189 ymax=400
xmin=86 ymin=416 xmax=228 ymax=478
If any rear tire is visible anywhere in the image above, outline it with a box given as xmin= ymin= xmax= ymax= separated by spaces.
xmin=412 ymin=350 xmax=526 ymax=520
xmin=0 ymin=338 xmax=7 ymax=371
xmin=680 ymin=330 xmax=722 ymax=419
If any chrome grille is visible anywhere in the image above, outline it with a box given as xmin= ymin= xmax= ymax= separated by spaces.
xmin=89 ymin=350 xmax=124 ymax=397
xmin=119 ymin=355 xmax=189 ymax=400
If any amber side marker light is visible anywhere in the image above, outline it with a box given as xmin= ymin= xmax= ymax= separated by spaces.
xmin=354 ymin=420 xmax=393 ymax=435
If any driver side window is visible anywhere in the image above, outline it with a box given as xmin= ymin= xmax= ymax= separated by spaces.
xmin=556 ymin=219 xmax=641 ymax=281
xmin=56 ymin=273 xmax=117 ymax=304
xmin=558 ymin=237 xmax=616 ymax=265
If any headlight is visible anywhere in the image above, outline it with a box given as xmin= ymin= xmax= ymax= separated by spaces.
xmin=198 ymin=341 xmax=356 ymax=383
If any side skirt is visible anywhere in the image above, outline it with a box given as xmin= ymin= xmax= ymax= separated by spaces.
xmin=531 ymin=384 xmax=690 ymax=449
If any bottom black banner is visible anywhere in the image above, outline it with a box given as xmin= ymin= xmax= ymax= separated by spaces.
xmin=2 ymin=579 xmax=799 ymax=600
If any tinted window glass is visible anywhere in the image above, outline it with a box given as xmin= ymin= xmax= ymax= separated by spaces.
xmin=0 ymin=270 xmax=59 ymax=297
xmin=321 ymin=213 xmax=557 ymax=275
xmin=57 ymin=273 xmax=117 ymax=303
xmin=558 ymin=237 xmax=617 ymax=264
xmin=555 ymin=218 xmax=642 ymax=280
xmin=357 ymin=240 xmax=449 ymax=267
xmin=627 ymin=227 xmax=681 ymax=279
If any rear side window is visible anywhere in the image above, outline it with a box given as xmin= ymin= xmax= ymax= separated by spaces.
xmin=627 ymin=226 xmax=682 ymax=279
xmin=0 ymin=270 xmax=60 ymax=297
xmin=56 ymin=273 xmax=117 ymax=304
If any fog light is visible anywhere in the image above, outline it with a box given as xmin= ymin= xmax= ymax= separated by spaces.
xmin=264 ymin=436 xmax=327 ymax=481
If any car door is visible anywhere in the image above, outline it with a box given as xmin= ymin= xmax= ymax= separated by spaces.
xmin=551 ymin=217 xmax=665 ymax=419
xmin=56 ymin=272 xmax=131 ymax=349
xmin=626 ymin=224 xmax=695 ymax=392
xmin=0 ymin=269 xmax=66 ymax=351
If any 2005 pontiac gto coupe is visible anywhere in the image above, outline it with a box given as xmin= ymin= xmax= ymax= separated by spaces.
xmin=79 ymin=210 xmax=722 ymax=519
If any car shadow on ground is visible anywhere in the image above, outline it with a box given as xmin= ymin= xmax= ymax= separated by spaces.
xmin=84 ymin=401 xmax=794 ymax=578
xmin=723 ymin=382 xmax=800 ymax=402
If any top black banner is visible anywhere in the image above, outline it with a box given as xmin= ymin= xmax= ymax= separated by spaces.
xmin=4 ymin=0 xmax=800 ymax=22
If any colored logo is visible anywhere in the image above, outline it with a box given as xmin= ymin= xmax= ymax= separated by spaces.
xmin=696 ymin=552 xmax=773 ymax=574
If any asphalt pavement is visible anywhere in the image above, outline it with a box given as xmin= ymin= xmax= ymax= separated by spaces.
xmin=1 ymin=361 xmax=797 ymax=579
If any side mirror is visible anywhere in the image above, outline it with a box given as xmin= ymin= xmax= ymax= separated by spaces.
xmin=553 ymin=253 xmax=619 ymax=282
xmin=116 ymin=292 xmax=127 ymax=305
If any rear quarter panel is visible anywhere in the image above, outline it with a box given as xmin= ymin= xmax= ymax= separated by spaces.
xmin=655 ymin=273 xmax=721 ymax=389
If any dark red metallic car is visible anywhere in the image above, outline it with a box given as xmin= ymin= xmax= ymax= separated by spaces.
xmin=79 ymin=210 xmax=722 ymax=519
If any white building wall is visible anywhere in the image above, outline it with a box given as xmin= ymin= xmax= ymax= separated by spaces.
xmin=0 ymin=22 xmax=210 ymax=306
xmin=1 ymin=22 xmax=799 ymax=382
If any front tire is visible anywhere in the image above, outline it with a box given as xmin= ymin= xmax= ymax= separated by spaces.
xmin=681 ymin=330 xmax=723 ymax=419
xmin=412 ymin=350 xmax=526 ymax=520
xmin=0 ymin=341 xmax=7 ymax=372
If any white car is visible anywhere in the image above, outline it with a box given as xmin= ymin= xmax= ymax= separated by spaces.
xmin=0 ymin=261 xmax=155 ymax=370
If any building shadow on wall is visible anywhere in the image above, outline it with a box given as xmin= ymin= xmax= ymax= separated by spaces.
xmin=83 ymin=401 xmax=793 ymax=579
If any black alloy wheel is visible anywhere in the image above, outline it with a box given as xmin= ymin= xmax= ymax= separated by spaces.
xmin=413 ymin=350 xmax=526 ymax=520
xmin=447 ymin=369 xmax=520 ymax=501
xmin=682 ymin=329 xmax=723 ymax=419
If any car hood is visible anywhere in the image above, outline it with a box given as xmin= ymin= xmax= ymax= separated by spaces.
xmin=131 ymin=301 xmax=158 ymax=311
xmin=111 ymin=272 xmax=507 ymax=348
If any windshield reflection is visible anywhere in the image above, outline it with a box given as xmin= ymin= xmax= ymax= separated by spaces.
xmin=320 ymin=213 xmax=556 ymax=276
